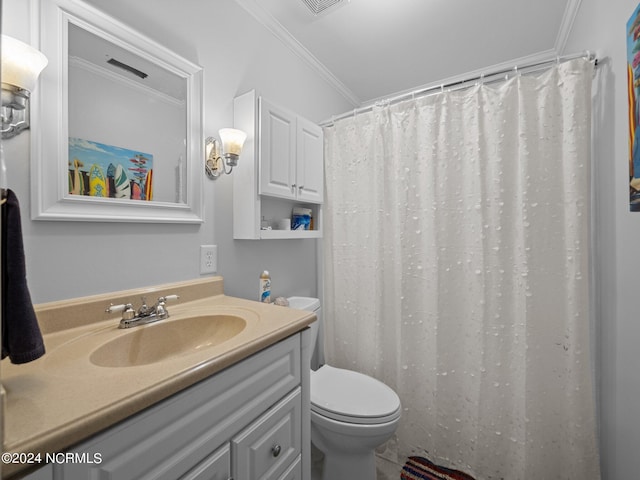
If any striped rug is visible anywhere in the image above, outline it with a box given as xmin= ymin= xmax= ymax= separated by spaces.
xmin=401 ymin=456 xmax=476 ymax=480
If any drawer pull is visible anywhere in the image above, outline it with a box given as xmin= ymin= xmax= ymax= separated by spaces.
xmin=271 ymin=444 xmax=282 ymax=458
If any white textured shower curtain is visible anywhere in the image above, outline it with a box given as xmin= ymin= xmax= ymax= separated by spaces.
xmin=323 ymin=59 xmax=599 ymax=479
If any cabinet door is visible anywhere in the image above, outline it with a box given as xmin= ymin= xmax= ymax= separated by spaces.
xmin=296 ymin=117 xmax=324 ymax=204
xmin=259 ymin=98 xmax=297 ymax=199
xmin=18 ymin=464 xmax=53 ymax=480
xmin=277 ymin=456 xmax=301 ymax=480
xmin=233 ymin=388 xmax=301 ymax=480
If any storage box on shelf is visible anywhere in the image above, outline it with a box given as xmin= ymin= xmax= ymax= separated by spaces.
xmin=233 ymin=90 xmax=324 ymax=240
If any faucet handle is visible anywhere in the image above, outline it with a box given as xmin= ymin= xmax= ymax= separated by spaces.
xmin=105 ymin=303 xmax=135 ymax=320
xmin=158 ymin=294 xmax=179 ymax=303
xmin=155 ymin=294 xmax=179 ymax=319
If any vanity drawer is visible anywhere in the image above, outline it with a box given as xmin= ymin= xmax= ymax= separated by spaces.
xmin=233 ymin=387 xmax=302 ymax=480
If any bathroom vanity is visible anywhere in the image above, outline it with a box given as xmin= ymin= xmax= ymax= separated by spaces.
xmin=0 ymin=278 xmax=315 ymax=480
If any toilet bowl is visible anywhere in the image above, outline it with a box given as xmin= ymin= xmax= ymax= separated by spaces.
xmin=287 ymin=297 xmax=401 ymax=480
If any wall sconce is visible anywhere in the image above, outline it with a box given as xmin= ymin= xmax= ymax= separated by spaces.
xmin=1 ymin=35 xmax=48 ymax=139
xmin=205 ymin=128 xmax=247 ymax=180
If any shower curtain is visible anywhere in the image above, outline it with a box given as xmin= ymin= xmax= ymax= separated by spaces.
xmin=323 ymin=58 xmax=599 ymax=479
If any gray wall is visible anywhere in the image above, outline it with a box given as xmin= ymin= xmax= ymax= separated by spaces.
xmin=2 ymin=0 xmax=352 ymax=304
xmin=565 ymin=0 xmax=640 ymax=478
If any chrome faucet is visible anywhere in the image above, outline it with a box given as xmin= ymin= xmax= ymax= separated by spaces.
xmin=106 ymin=295 xmax=180 ymax=329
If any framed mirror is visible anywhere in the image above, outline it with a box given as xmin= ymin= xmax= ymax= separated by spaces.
xmin=31 ymin=0 xmax=204 ymax=223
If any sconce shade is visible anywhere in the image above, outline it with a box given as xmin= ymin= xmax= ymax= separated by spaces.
xmin=219 ymin=128 xmax=247 ymax=157
xmin=205 ymin=128 xmax=247 ymax=179
xmin=1 ymin=35 xmax=48 ymax=139
xmin=1 ymin=35 xmax=48 ymax=92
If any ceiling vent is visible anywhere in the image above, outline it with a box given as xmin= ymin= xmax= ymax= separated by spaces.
xmin=301 ymin=0 xmax=347 ymax=16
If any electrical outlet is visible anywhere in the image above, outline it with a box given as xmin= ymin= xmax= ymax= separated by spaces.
xmin=200 ymin=245 xmax=217 ymax=274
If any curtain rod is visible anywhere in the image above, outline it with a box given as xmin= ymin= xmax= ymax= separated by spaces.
xmin=320 ymin=51 xmax=597 ymax=127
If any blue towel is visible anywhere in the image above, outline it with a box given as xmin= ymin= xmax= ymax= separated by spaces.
xmin=1 ymin=189 xmax=45 ymax=364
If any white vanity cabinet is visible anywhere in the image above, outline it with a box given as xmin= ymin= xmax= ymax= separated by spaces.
xmin=233 ymin=91 xmax=324 ymax=240
xmin=22 ymin=332 xmax=310 ymax=480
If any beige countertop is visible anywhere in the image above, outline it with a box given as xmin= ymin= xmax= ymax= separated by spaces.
xmin=1 ymin=277 xmax=315 ymax=479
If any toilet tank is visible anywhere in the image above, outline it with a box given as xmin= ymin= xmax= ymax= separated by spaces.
xmin=287 ymin=296 xmax=323 ymax=369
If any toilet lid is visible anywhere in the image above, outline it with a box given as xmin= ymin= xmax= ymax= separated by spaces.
xmin=311 ymin=365 xmax=401 ymax=424
xmin=287 ymin=296 xmax=320 ymax=312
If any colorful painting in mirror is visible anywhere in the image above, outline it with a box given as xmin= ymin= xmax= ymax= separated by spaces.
xmin=68 ymin=138 xmax=153 ymax=201
xmin=628 ymin=4 xmax=640 ymax=210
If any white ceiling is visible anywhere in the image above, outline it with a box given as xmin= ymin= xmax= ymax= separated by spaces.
xmin=234 ymin=0 xmax=581 ymax=107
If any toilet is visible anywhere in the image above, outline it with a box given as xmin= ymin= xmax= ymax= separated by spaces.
xmin=287 ymin=297 xmax=401 ymax=480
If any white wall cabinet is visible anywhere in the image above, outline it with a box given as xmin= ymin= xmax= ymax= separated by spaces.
xmin=258 ymin=98 xmax=296 ymax=200
xmin=21 ymin=331 xmax=311 ymax=480
xmin=295 ymin=116 xmax=324 ymax=204
xmin=259 ymin=99 xmax=323 ymax=205
xmin=233 ymin=91 xmax=324 ymax=240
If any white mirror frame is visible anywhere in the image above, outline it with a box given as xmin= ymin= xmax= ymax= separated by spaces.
xmin=31 ymin=0 xmax=204 ymax=223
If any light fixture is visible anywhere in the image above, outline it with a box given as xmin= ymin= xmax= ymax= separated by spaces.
xmin=1 ymin=35 xmax=48 ymax=139
xmin=205 ymin=128 xmax=247 ymax=179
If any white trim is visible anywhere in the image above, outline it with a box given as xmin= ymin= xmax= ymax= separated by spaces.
xmin=555 ymin=0 xmax=583 ymax=54
xmin=233 ymin=0 xmax=361 ymax=107
xmin=234 ymin=0 xmax=584 ymax=109
xmin=31 ymin=0 xmax=204 ymax=224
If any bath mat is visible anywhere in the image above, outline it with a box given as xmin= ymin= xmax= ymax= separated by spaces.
xmin=401 ymin=456 xmax=476 ymax=480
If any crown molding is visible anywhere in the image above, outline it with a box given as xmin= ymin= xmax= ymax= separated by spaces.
xmin=233 ymin=0 xmax=361 ymax=107
xmin=235 ymin=0 xmax=582 ymax=108
xmin=555 ymin=0 xmax=583 ymax=54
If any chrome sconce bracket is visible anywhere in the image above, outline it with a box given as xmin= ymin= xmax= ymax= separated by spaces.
xmin=1 ymin=35 xmax=48 ymax=140
xmin=205 ymin=137 xmax=233 ymax=179
xmin=204 ymin=129 xmax=246 ymax=180
xmin=2 ymin=84 xmax=32 ymax=139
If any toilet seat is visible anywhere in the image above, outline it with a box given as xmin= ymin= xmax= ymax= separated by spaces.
xmin=311 ymin=365 xmax=401 ymax=425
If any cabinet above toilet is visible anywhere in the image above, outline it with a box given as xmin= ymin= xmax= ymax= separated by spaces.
xmin=233 ymin=90 xmax=324 ymax=240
